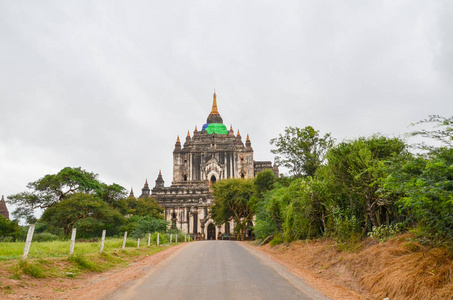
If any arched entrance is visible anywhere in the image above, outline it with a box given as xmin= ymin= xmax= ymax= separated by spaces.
xmin=210 ymin=175 xmax=216 ymax=186
xmin=207 ymin=223 xmax=216 ymax=240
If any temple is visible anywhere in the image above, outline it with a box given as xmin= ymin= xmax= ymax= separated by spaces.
xmin=142 ymin=92 xmax=278 ymax=240
xmin=0 ymin=195 xmax=9 ymax=220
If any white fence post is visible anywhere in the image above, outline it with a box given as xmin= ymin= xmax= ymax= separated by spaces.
xmin=137 ymin=238 xmax=140 ymax=249
xmin=148 ymin=233 xmax=151 ymax=247
xmin=157 ymin=233 xmax=160 ymax=247
xmin=69 ymin=228 xmax=77 ymax=257
xmin=22 ymin=224 xmax=35 ymax=261
xmin=122 ymin=231 xmax=128 ymax=250
xmin=100 ymin=230 xmax=106 ymax=253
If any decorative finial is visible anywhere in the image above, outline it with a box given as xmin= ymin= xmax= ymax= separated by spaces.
xmin=195 ymin=125 xmax=198 ymax=132
xmin=230 ymin=124 xmax=233 ymax=131
xmin=187 ymin=130 xmax=191 ymax=138
xmin=237 ymin=129 xmax=241 ymax=137
xmin=145 ymin=179 xmax=148 ymax=184
xmin=159 ymin=170 xmax=162 ymax=176
xmin=176 ymin=135 xmax=180 ymax=143
xmin=211 ymin=91 xmax=219 ymax=114
xmin=246 ymin=134 xmax=250 ymax=142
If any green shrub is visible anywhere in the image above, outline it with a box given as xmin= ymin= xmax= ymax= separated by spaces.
xmin=328 ymin=206 xmax=361 ymax=243
xmin=17 ymin=260 xmax=46 ymax=278
xmin=32 ymin=232 xmax=59 ymax=242
xmin=368 ymin=224 xmax=402 ymax=242
xmin=68 ymin=254 xmax=102 ymax=272
xmin=269 ymin=234 xmax=283 ymax=247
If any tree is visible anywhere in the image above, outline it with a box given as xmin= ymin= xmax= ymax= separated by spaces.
xmin=7 ymin=167 xmax=127 ymax=223
xmin=0 ymin=215 xmax=22 ymax=241
xmin=324 ymin=135 xmax=407 ymax=230
xmin=125 ymin=196 xmax=164 ymax=218
xmin=253 ymin=169 xmax=276 ymax=199
xmin=409 ymin=115 xmax=453 ymax=149
xmin=385 ymin=115 xmax=453 ymax=245
xmin=41 ymin=193 xmax=124 ymax=237
xmin=270 ymin=126 xmax=334 ymax=177
xmin=210 ymin=178 xmax=255 ymax=241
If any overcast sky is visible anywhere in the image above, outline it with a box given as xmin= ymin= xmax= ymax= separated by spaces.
xmin=1 ymin=1 xmax=452 ymax=220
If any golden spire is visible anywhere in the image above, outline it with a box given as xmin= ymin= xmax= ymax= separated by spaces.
xmin=211 ymin=91 xmax=219 ymax=114
xmin=176 ymin=135 xmax=180 ymax=143
xmin=237 ymin=129 xmax=241 ymax=137
xmin=246 ymin=134 xmax=250 ymax=142
xmin=187 ymin=130 xmax=191 ymax=138
xmin=195 ymin=125 xmax=198 ymax=132
xmin=230 ymin=124 xmax=233 ymax=131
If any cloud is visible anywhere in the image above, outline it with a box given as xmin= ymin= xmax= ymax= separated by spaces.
xmin=1 ymin=0 xmax=452 ymax=219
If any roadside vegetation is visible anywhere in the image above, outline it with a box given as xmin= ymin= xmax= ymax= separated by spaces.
xmin=212 ymin=115 xmax=453 ymax=299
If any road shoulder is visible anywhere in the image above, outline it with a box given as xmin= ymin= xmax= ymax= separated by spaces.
xmin=241 ymin=242 xmax=364 ymax=300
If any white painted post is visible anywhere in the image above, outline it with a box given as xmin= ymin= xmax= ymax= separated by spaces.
xmin=69 ymin=228 xmax=77 ymax=257
xmin=22 ymin=224 xmax=35 ymax=261
xmin=170 ymin=233 xmax=172 ymax=244
xmin=137 ymin=238 xmax=140 ymax=249
xmin=148 ymin=233 xmax=151 ymax=247
xmin=157 ymin=233 xmax=160 ymax=247
xmin=100 ymin=230 xmax=106 ymax=253
xmin=122 ymin=231 xmax=128 ymax=250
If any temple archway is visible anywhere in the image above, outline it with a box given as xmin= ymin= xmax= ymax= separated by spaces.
xmin=207 ymin=223 xmax=216 ymax=240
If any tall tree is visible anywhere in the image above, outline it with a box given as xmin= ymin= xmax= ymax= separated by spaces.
xmin=385 ymin=115 xmax=453 ymax=245
xmin=7 ymin=167 xmax=126 ymax=222
xmin=270 ymin=126 xmax=334 ymax=177
xmin=210 ymin=178 xmax=255 ymax=241
xmin=40 ymin=193 xmax=124 ymax=236
xmin=325 ymin=135 xmax=407 ymax=229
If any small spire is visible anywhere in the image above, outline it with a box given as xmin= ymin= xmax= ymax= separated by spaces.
xmin=246 ymin=134 xmax=250 ymax=142
xmin=129 ymin=187 xmax=134 ymax=197
xmin=230 ymin=124 xmax=233 ymax=131
xmin=176 ymin=135 xmax=180 ymax=143
xmin=187 ymin=130 xmax=191 ymax=138
xmin=195 ymin=125 xmax=198 ymax=132
xmin=211 ymin=91 xmax=219 ymax=114
xmin=145 ymin=179 xmax=148 ymax=185
xmin=237 ymin=129 xmax=241 ymax=137
xmin=159 ymin=170 xmax=162 ymax=176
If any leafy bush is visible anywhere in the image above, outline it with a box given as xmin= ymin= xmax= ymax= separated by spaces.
xmin=327 ymin=206 xmax=361 ymax=243
xmin=32 ymin=232 xmax=59 ymax=242
xmin=130 ymin=216 xmax=168 ymax=238
xmin=367 ymin=224 xmax=402 ymax=242
xmin=269 ymin=233 xmax=283 ymax=247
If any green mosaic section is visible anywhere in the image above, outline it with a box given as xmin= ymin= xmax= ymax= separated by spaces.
xmin=205 ymin=123 xmax=228 ymax=135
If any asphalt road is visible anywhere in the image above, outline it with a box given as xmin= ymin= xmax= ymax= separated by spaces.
xmin=108 ymin=241 xmax=329 ymax=300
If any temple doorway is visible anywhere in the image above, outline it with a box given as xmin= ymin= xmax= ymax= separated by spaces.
xmin=207 ymin=223 xmax=216 ymax=240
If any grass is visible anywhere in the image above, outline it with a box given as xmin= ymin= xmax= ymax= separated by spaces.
xmin=0 ymin=235 xmax=183 ymax=283
xmin=0 ymin=237 xmax=171 ymax=260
